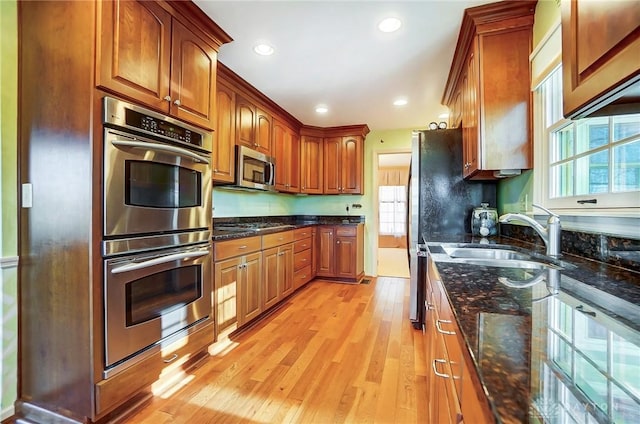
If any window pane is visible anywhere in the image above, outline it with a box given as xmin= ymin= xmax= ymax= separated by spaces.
xmin=613 ymin=114 xmax=640 ymax=141
xmin=551 ymin=333 xmax=572 ymax=377
xmin=576 ymin=151 xmax=609 ymax=195
xmin=612 ymin=383 xmax=640 ymax=424
xmin=575 ymin=354 xmax=608 ymax=415
xmin=544 ymin=69 xmax=563 ymax=128
xmin=551 ymin=162 xmax=574 ymax=198
xmin=613 ymin=140 xmax=640 ymax=192
xmin=379 ymin=186 xmax=394 ymax=201
xmin=611 ymin=333 xmax=640 ymax=400
xmin=552 ymin=125 xmax=574 ymax=162
xmin=576 ymin=118 xmax=609 ymax=154
xmin=574 ymin=312 xmax=607 ymax=371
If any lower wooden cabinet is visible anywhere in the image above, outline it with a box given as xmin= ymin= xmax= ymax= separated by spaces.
xmin=425 ymin=254 xmax=494 ymax=423
xmin=263 ymin=243 xmax=294 ymax=309
xmin=317 ymin=224 xmax=364 ymax=282
xmin=293 ymin=227 xmax=316 ymax=289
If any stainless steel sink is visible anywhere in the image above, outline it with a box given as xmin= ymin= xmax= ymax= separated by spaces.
xmin=442 ymin=247 xmax=532 ymax=261
xmin=431 ymin=243 xmax=564 ymax=270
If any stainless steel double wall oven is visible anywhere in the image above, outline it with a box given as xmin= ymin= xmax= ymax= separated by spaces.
xmin=102 ymin=97 xmax=212 ymax=377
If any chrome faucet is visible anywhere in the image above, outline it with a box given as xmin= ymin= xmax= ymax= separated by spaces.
xmin=498 ymin=204 xmax=562 ymax=257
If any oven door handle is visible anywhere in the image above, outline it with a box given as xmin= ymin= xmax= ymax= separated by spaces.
xmin=111 ymin=249 xmax=209 ymax=274
xmin=111 ymin=139 xmax=210 ymax=164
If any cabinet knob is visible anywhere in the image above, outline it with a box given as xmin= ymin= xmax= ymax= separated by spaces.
xmin=336 ymin=240 xmax=341 ymax=244
xmin=163 ymin=95 xmax=172 ymax=102
xmin=173 ymin=99 xmax=181 ymax=106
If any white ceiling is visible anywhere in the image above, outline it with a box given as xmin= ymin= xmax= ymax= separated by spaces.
xmin=195 ymin=0 xmax=490 ymax=131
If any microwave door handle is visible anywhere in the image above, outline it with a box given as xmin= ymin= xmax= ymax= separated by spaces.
xmin=111 ymin=139 xmax=210 ymax=164
xmin=111 ymin=249 xmax=209 ymax=274
xmin=268 ymin=161 xmax=275 ymax=185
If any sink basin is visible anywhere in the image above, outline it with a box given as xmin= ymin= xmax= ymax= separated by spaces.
xmin=443 ymin=247 xmax=532 ymax=261
xmin=431 ymin=243 xmax=564 ymax=270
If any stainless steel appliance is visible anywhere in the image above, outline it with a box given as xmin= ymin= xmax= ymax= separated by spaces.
xmin=101 ymin=97 xmax=213 ymax=378
xmin=234 ymin=145 xmax=276 ymax=191
xmin=103 ymin=97 xmax=212 ymax=238
xmin=408 ymin=129 xmax=497 ymax=329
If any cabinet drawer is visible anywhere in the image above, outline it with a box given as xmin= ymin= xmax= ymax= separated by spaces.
xmin=294 ymin=238 xmax=313 ymax=253
xmin=294 ymin=227 xmax=313 ymax=240
xmin=294 ymin=264 xmax=312 ymax=287
xmin=294 ymin=249 xmax=312 ymax=271
xmin=95 ymin=321 xmax=213 ymax=415
xmin=214 ymin=236 xmax=261 ymax=261
xmin=262 ymin=230 xmax=294 ymax=249
xmin=335 ymin=226 xmax=356 ymax=237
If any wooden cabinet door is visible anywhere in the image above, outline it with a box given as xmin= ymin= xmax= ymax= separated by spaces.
xmin=273 ymin=120 xmax=287 ymax=190
xmin=288 ymin=131 xmax=301 ymax=193
xmin=335 ymin=236 xmax=356 ymax=278
xmin=238 ymin=252 xmax=263 ymax=326
xmin=214 ymin=257 xmax=240 ymax=333
xmin=316 ymin=226 xmax=335 ymax=277
xmin=323 ymin=137 xmax=341 ymax=194
xmin=300 ymin=136 xmax=323 ymax=194
xmin=262 ymin=247 xmax=280 ymax=309
xmin=340 ymin=136 xmax=363 ymax=194
xmin=561 ymin=0 xmax=640 ymax=118
xmin=213 ymin=82 xmax=236 ymax=183
xmin=462 ymin=49 xmax=479 ymax=178
xmin=280 ymin=244 xmax=295 ymax=298
xmin=169 ymin=19 xmax=217 ymax=130
xmin=97 ymin=0 xmax=172 ymax=112
xmin=255 ymin=108 xmax=272 ymax=155
xmin=235 ymin=95 xmax=255 ymax=148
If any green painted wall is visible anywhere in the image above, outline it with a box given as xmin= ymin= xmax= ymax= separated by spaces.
xmin=0 ymin=0 xmax=18 ymax=418
xmin=497 ymin=0 xmax=560 ymax=214
xmin=213 ymin=188 xmax=296 ymax=217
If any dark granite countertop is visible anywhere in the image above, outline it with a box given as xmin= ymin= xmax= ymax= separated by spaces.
xmin=425 ymin=234 xmax=640 ymax=424
xmin=212 ymin=215 xmax=365 ymax=241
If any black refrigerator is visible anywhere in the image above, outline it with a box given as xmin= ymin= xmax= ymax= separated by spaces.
xmin=408 ymin=128 xmax=496 ymax=329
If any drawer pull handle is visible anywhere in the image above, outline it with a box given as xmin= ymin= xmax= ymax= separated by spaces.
xmin=238 ymin=245 xmax=248 ymax=249
xmin=436 ymin=319 xmax=456 ymax=335
xmin=163 ymin=353 xmax=179 ymax=364
xmin=433 ymin=359 xmax=450 ymax=378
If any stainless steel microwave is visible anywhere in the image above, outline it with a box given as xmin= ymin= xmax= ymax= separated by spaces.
xmin=235 ymin=145 xmax=276 ymax=191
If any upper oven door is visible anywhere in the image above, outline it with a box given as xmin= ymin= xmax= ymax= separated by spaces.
xmin=104 ymin=128 xmax=212 ymax=238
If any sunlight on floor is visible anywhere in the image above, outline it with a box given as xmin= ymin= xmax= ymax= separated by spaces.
xmin=377 ymin=248 xmax=410 ymax=278
xmin=152 ymin=371 xmax=195 ymax=399
xmin=208 ymin=335 xmax=239 ymax=357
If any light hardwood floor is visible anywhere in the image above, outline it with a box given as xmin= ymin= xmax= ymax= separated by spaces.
xmin=126 ymin=277 xmax=429 ymax=423
xmin=377 ymin=248 xmax=410 ymax=278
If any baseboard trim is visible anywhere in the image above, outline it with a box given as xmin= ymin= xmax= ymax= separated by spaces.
xmin=1 ymin=405 xmax=15 ymax=423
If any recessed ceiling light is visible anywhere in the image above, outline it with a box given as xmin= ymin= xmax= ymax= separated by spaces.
xmin=393 ymin=98 xmax=408 ymax=106
xmin=378 ymin=17 xmax=402 ymax=33
xmin=315 ymin=105 xmax=329 ymax=114
xmin=253 ymin=43 xmax=274 ymax=56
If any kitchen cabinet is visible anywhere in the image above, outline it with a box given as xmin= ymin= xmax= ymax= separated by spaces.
xmin=443 ymin=1 xmax=535 ymax=180
xmin=317 ymin=224 xmax=364 ymax=282
xmin=235 ymin=95 xmax=273 ymax=155
xmin=97 ymin=0 xmax=222 ymax=130
xmin=18 ymin=1 xmax=231 ymax=422
xmin=293 ymin=227 xmax=316 ymax=289
xmin=214 ymin=236 xmax=263 ymax=331
xmin=262 ymin=231 xmax=295 ymax=309
xmin=324 ymin=135 xmax=364 ymax=194
xmin=561 ymin=0 xmax=640 ymax=118
xmin=300 ymin=135 xmax=324 ymax=194
xmin=213 ymin=81 xmax=236 ymax=183
xmin=425 ymin=254 xmax=494 ymax=423
xmin=273 ymin=119 xmax=301 ymax=193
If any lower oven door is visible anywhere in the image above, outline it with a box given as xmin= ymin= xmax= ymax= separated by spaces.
xmin=104 ymin=242 xmax=212 ymax=370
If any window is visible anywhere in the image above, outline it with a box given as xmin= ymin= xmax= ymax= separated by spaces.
xmin=536 ymin=67 xmax=640 ymax=210
xmin=378 ymin=186 xmax=406 ymax=235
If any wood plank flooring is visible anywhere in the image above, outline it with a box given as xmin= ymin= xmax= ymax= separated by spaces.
xmin=126 ymin=277 xmax=429 ymax=423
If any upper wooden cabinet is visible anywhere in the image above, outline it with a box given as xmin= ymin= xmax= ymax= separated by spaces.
xmin=561 ymin=0 xmax=640 ymax=118
xmin=273 ymin=119 xmax=301 ymax=193
xmin=324 ymin=135 xmax=365 ymax=194
xmin=300 ymin=135 xmax=324 ymax=194
xmin=97 ymin=0 xmax=229 ymax=130
xmin=235 ymin=94 xmax=272 ymax=155
xmin=442 ymin=1 xmax=535 ymax=180
xmin=213 ymin=81 xmax=236 ymax=183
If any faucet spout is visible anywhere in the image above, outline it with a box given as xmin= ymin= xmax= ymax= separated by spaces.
xmin=498 ymin=204 xmax=562 ymax=257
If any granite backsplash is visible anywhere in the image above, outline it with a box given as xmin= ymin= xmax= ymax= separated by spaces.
xmin=500 ymin=223 xmax=640 ymax=273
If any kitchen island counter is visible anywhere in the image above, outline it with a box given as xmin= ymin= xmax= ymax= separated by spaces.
xmin=425 ymin=234 xmax=640 ymax=423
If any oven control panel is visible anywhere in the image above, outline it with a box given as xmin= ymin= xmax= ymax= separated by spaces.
xmin=127 ymin=109 xmax=202 ymax=147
